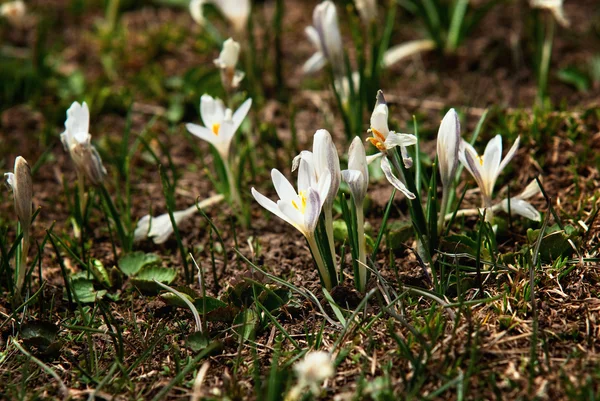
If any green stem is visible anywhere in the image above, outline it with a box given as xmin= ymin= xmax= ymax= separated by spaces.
xmin=14 ymin=231 xmax=29 ymax=301
xmin=106 ymin=0 xmax=120 ymax=33
xmin=222 ymin=155 xmax=241 ymax=209
xmin=306 ymin=234 xmax=332 ymax=291
xmin=437 ymin=188 xmax=449 ymax=234
xmin=356 ymin=204 xmax=367 ymax=292
xmin=538 ymin=14 xmax=554 ymax=105
xmin=323 ymin=206 xmax=336 ymax=266
xmin=483 ymin=196 xmax=494 ymax=224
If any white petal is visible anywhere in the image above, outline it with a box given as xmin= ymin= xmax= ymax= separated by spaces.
xmin=382 ymin=39 xmax=436 ymax=68
xmin=482 ymin=135 xmax=503 ymax=193
xmin=316 ymin=168 xmax=332 ymax=208
xmin=342 ymin=169 xmax=366 ymax=204
xmin=189 ymin=0 xmax=206 ymax=25
xmin=271 ymin=169 xmax=297 ymax=203
xmin=278 ymin=199 xmax=307 ymax=235
xmin=303 ymin=52 xmax=327 ymax=74
xmin=305 ymin=26 xmax=322 ymax=50
xmin=370 ymin=104 xmax=389 ymax=138
xmin=436 ymin=108 xmax=460 ymax=187
xmin=251 ymin=187 xmax=296 ymax=228
xmin=400 ymin=146 xmax=413 ymax=169
xmin=186 ymin=123 xmax=219 ymax=148
xmin=383 ymin=132 xmax=418 ymax=149
xmin=366 ymin=152 xmax=383 ymax=165
xmin=500 ymin=198 xmax=541 ymax=221
xmin=231 ymin=98 xmax=252 ymax=133
xmin=66 ymin=101 xmax=90 ymax=139
xmin=313 ymin=129 xmax=340 ymax=206
xmin=347 ymin=136 xmax=368 ymax=191
xmin=517 ymin=179 xmax=541 ymax=200
xmin=303 ymin=188 xmax=322 ymax=235
xmin=200 ymin=95 xmax=226 ymax=128
xmin=380 ymin=157 xmax=415 ymax=199
xmin=497 ymin=136 xmax=520 ymax=178
xmin=4 ymin=172 xmax=15 ymax=191
xmin=216 ymin=38 xmax=240 ymax=68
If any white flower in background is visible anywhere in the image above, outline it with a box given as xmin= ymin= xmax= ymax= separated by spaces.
xmin=303 ymin=1 xmax=344 ymax=76
xmin=135 ymin=195 xmax=225 ymax=244
xmin=186 ymin=95 xmax=252 ymax=160
xmin=288 ymin=351 xmax=334 ymax=399
xmin=499 ymin=180 xmax=542 ymax=221
xmin=214 ymin=38 xmax=245 ymax=90
xmin=61 ymin=101 xmax=107 ymax=186
xmin=530 ymin=0 xmax=570 ymax=27
xmin=459 ymin=134 xmax=520 ymax=221
xmin=189 ymin=0 xmax=250 ymax=33
xmin=0 ymin=1 xmax=26 ymax=26
xmin=134 ymin=208 xmax=196 ymax=245
xmin=355 ymin=0 xmax=377 ymax=23
xmin=342 ymin=137 xmax=369 ymax=206
xmin=366 ymin=91 xmax=417 ymax=199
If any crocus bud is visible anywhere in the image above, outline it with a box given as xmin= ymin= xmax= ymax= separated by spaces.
xmin=214 ymin=38 xmax=245 ymax=90
xmin=61 ymin=101 xmax=107 ymax=186
xmin=313 ymin=129 xmax=340 ymax=209
xmin=355 ymin=0 xmax=377 ymax=24
xmin=5 ymin=156 xmax=33 ymax=233
xmin=303 ymin=1 xmax=345 ymax=77
xmin=190 ymin=0 xmax=250 ymax=33
xmin=342 ymin=136 xmax=368 ymax=205
xmin=436 ymin=108 xmax=460 ymax=189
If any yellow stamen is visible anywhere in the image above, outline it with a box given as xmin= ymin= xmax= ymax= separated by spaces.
xmin=477 ymin=155 xmax=484 ymax=166
xmin=367 ymin=128 xmax=387 ymax=152
xmin=212 ymin=123 xmax=220 ymax=135
xmin=291 ymin=191 xmax=307 ymax=213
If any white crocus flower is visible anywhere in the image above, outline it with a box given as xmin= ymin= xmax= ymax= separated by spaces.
xmin=366 ymin=91 xmax=416 ymax=199
xmin=5 ymin=156 xmax=33 ymax=300
xmin=293 ymin=129 xmax=340 ymax=266
xmin=0 ymin=1 xmax=26 ymax=26
xmin=251 ymin=165 xmax=333 ymax=289
xmin=459 ymin=134 xmax=520 ymax=222
xmin=436 ymin=108 xmax=461 ymax=231
xmin=303 ymin=1 xmax=344 ymax=77
xmin=355 ymin=0 xmax=377 ymax=24
xmin=186 ymin=95 xmax=252 ymax=161
xmin=61 ymin=101 xmax=107 ymax=186
xmin=530 ymin=0 xmax=570 ymax=27
xmin=214 ymin=38 xmax=244 ymax=91
xmin=189 ymin=0 xmax=250 ymax=33
xmin=342 ymin=137 xmax=369 ymax=291
xmin=499 ymin=180 xmax=542 ymax=221
xmin=134 ymin=195 xmax=225 ymax=244
xmin=287 ymin=351 xmax=334 ymax=400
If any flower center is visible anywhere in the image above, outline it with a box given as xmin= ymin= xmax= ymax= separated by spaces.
xmin=477 ymin=155 xmax=484 ymax=166
xmin=367 ymin=128 xmax=387 ymax=152
xmin=291 ymin=190 xmax=307 ymax=213
xmin=212 ymin=123 xmax=221 ymax=135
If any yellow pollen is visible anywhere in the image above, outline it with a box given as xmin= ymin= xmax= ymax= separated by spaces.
xmin=292 ymin=191 xmax=307 ymax=213
xmin=367 ymin=137 xmax=387 ymax=152
xmin=477 ymin=155 xmax=484 ymax=166
xmin=211 ymin=123 xmax=221 ymax=135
